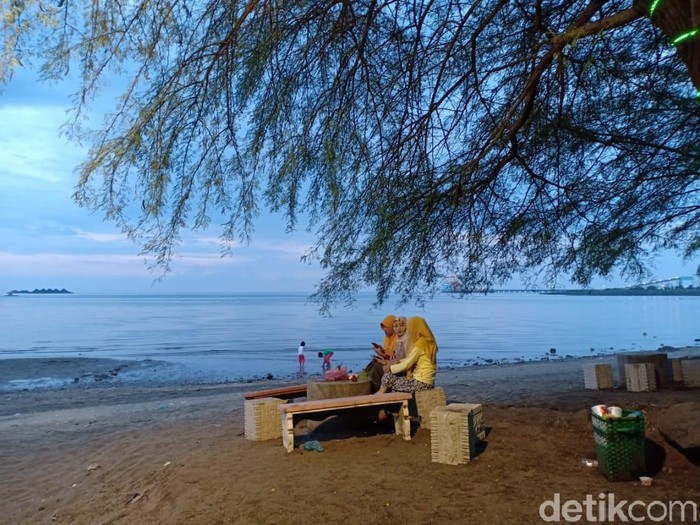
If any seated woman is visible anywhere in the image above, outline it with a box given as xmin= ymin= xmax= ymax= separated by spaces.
xmin=376 ymin=316 xmax=437 ymax=394
xmin=372 ymin=315 xmax=410 ymax=375
xmin=391 ymin=316 xmax=410 ymax=361
xmin=362 ymin=314 xmax=398 ymax=391
xmin=373 ymin=315 xmax=398 ymax=360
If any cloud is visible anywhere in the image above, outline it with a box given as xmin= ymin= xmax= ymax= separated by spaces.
xmin=191 ymin=235 xmax=228 ymax=247
xmin=171 ymin=252 xmax=251 ymax=267
xmin=0 ymin=250 xmax=250 ymax=279
xmin=0 ymin=251 xmax=149 ymax=277
xmin=187 ymin=233 xmax=311 ymax=259
xmin=73 ymin=230 xmax=129 ymax=243
xmin=0 ymin=105 xmax=84 ymax=188
xmin=251 ymin=239 xmax=313 ymax=257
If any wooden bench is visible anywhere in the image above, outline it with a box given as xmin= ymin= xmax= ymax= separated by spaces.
xmin=279 ymin=393 xmax=412 ymax=452
xmin=243 ymin=384 xmax=308 ymax=401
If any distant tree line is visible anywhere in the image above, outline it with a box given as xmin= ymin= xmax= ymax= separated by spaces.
xmin=543 ymin=287 xmax=700 ymax=296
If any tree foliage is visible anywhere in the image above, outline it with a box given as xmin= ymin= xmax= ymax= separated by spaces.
xmin=2 ymin=0 xmax=699 ymax=308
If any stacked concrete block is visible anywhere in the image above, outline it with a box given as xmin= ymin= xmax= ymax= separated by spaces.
xmin=430 ymin=403 xmax=483 ymax=465
xmin=625 ymin=363 xmax=657 ymax=392
xmin=244 ymin=397 xmax=284 ymax=441
xmin=669 ymin=358 xmax=686 ymax=384
xmin=617 ymin=353 xmax=668 ymax=388
xmin=681 ymin=360 xmax=700 ymax=387
xmin=414 ymin=387 xmax=447 ymax=426
xmin=583 ymin=364 xmax=614 ymax=390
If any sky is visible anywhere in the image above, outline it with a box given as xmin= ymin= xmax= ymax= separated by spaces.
xmin=0 ymin=66 xmax=324 ymax=294
xmin=0 ymin=66 xmax=697 ymax=295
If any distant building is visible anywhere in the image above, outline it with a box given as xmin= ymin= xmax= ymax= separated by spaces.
xmin=679 ymin=275 xmax=699 ymax=288
xmin=662 ymin=276 xmax=698 ymax=288
xmin=629 ymin=275 xmax=699 ymax=289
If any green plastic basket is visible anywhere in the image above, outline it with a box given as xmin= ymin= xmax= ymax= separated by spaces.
xmin=591 ymin=411 xmax=646 ymax=481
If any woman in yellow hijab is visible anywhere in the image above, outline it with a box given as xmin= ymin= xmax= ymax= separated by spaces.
xmin=377 ymin=316 xmax=437 ymax=394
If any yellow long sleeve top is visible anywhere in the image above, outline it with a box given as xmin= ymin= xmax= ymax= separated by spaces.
xmin=389 ymin=337 xmax=436 ymax=385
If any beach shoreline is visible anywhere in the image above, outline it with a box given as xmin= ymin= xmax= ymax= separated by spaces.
xmin=2 ymin=343 xmax=697 ymax=394
xmin=2 ymin=347 xmax=698 ymax=524
xmin=1 ymin=346 xmax=698 ymax=419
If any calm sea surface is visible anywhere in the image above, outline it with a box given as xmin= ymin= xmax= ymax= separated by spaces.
xmin=1 ymin=292 xmax=699 ymax=384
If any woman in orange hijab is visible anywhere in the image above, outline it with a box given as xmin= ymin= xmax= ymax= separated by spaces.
xmin=363 ymin=314 xmax=398 ymax=391
xmin=377 ymin=316 xmax=437 ymax=394
xmin=373 ymin=314 xmax=397 ymax=359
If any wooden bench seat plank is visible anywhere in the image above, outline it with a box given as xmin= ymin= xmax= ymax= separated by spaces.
xmin=279 ymin=393 xmax=412 ymax=452
xmin=243 ymin=384 xmax=307 ymax=401
xmin=281 ymin=393 xmax=411 ymax=414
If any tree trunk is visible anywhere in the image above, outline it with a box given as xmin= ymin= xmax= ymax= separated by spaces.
xmin=645 ymin=0 xmax=700 ymax=90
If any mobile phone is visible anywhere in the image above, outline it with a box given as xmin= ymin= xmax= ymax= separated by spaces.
xmin=371 ymin=342 xmax=380 ymax=349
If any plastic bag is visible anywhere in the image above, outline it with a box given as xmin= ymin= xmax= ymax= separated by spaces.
xmin=303 ymin=440 xmax=325 ymax=452
xmin=324 ymin=366 xmax=348 ymax=381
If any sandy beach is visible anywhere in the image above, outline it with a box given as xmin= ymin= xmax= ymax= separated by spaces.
xmin=1 ymin=348 xmax=699 ymax=524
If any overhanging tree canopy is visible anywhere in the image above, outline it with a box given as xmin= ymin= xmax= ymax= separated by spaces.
xmin=2 ymin=0 xmax=699 ymax=308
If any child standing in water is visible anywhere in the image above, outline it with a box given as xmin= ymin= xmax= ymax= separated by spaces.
xmin=297 ymin=341 xmax=306 ymax=373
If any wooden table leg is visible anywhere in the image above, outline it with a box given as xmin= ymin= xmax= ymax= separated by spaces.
xmin=394 ymin=400 xmax=411 ymax=439
xmin=282 ymin=413 xmax=295 ymax=452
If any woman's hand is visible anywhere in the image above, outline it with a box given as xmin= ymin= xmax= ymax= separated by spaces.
xmin=373 ymin=346 xmax=386 ymax=359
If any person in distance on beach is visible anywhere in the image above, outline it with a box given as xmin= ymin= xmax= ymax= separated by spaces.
xmin=318 ymin=349 xmax=334 ymax=371
xmin=297 ymin=341 xmax=306 ymax=373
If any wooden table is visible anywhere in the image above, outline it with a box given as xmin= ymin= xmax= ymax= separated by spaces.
xmin=243 ymin=384 xmax=307 ymax=401
xmin=280 ymin=393 xmax=412 ymax=452
xmin=303 ymin=378 xmax=372 ymax=432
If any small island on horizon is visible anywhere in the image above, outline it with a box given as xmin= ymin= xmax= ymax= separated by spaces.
xmin=6 ymin=288 xmax=74 ymax=296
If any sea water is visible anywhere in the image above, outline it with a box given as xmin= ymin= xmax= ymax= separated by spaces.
xmin=1 ymin=292 xmax=698 ymax=384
